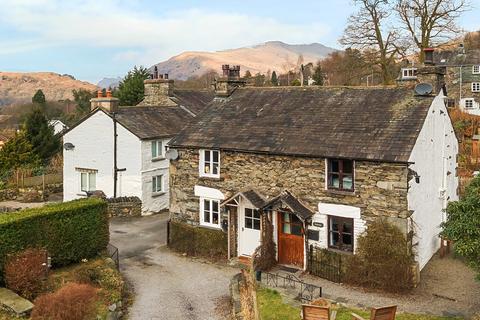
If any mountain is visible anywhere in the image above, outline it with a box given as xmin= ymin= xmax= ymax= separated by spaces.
xmin=0 ymin=72 xmax=97 ymax=107
xmin=152 ymin=41 xmax=337 ymax=80
xmin=97 ymin=77 xmax=122 ymax=89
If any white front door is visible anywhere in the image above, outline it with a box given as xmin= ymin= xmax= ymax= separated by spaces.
xmin=239 ymin=207 xmax=262 ymax=256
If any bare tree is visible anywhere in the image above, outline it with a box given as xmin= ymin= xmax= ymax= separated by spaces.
xmin=340 ymin=0 xmax=403 ymax=84
xmin=396 ymin=0 xmax=470 ymax=61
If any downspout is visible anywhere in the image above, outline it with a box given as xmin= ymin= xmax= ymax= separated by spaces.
xmin=227 ymin=208 xmax=231 ymax=260
xmin=113 ymin=112 xmax=118 ymax=198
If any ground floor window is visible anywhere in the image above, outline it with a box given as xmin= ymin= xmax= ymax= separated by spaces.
xmin=79 ymin=170 xmax=96 ymax=192
xmin=200 ymin=198 xmax=221 ymax=228
xmin=152 ymin=175 xmax=164 ymax=193
xmin=245 ymin=208 xmax=260 ymax=230
xmin=328 ymin=216 xmax=354 ymax=252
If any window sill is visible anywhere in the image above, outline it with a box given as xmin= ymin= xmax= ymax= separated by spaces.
xmin=325 ymin=188 xmax=356 ymax=196
xmin=152 ymin=157 xmax=166 ymax=162
xmin=199 ymin=223 xmax=222 ymax=231
xmin=199 ymin=175 xmax=223 ymax=181
xmin=76 ymin=193 xmax=88 ymax=197
xmin=326 ymin=247 xmax=354 ymax=255
xmin=152 ymin=192 xmax=166 ymax=198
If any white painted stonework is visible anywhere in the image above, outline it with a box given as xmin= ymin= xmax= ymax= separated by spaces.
xmin=408 ymin=92 xmax=459 ymax=270
xmin=63 ymin=109 xmax=171 ymax=214
xmin=194 ymin=185 xmax=225 ymax=200
xmin=309 ymin=203 xmax=366 ymax=253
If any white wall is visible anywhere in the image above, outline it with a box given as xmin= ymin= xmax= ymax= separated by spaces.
xmin=408 ymin=92 xmax=459 ymax=270
xmin=63 ymin=111 xmax=142 ymax=201
xmin=141 ymin=139 xmax=171 ymax=213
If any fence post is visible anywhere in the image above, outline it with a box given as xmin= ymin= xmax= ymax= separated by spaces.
xmin=166 ymin=219 xmax=170 ymax=245
xmin=308 ymin=244 xmax=313 ymax=274
xmin=42 ymin=173 xmax=45 ymax=201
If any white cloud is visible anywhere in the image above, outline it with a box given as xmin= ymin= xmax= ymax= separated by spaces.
xmin=0 ymin=0 xmax=331 ymax=65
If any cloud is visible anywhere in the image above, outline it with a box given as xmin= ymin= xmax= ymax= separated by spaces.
xmin=0 ymin=0 xmax=331 ymax=65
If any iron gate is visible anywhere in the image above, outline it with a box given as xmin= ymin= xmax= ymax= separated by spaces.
xmin=308 ymin=245 xmax=342 ymax=283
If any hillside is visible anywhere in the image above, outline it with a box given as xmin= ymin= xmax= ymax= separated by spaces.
xmin=152 ymin=41 xmax=337 ymax=80
xmin=0 ymin=72 xmax=97 ymax=107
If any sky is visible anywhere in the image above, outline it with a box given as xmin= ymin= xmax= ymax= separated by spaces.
xmin=0 ymin=0 xmax=479 ymax=83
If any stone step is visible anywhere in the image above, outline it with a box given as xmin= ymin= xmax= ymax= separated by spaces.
xmin=0 ymin=288 xmax=34 ymax=316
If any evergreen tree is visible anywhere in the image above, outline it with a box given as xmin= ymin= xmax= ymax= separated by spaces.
xmin=271 ymin=71 xmax=278 ymax=86
xmin=244 ymin=70 xmax=252 ymax=79
xmin=32 ymin=89 xmax=46 ymax=105
xmin=24 ymin=108 xmax=61 ymax=165
xmin=72 ymin=89 xmax=95 ymax=116
xmin=312 ymin=62 xmax=325 ymax=86
xmin=114 ymin=66 xmax=151 ymax=106
xmin=0 ymin=132 xmax=39 ymax=173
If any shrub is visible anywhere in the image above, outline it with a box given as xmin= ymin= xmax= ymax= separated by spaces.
xmin=344 ymin=219 xmax=414 ymax=292
xmin=31 ymin=283 xmax=97 ymax=320
xmin=253 ymin=216 xmax=276 ymax=271
xmin=4 ymin=248 xmax=48 ymax=300
xmin=0 ymin=198 xmax=108 ymax=283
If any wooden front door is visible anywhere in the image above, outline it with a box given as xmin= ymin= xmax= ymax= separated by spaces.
xmin=277 ymin=211 xmax=304 ymax=267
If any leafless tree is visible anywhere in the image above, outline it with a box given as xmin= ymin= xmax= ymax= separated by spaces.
xmin=395 ymin=0 xmax=470 ymax=61
xmin=340 ymin=0 xmax=403 ymax=84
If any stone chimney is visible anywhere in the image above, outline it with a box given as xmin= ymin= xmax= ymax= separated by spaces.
xmin=214 ymin=65 xmax=246 ymax=97
xmin=90 ymin=89 xmax=119 ymax=113
xmin=138 ymin=66 xmax=176 ymax=107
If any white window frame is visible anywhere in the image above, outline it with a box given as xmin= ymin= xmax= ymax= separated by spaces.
xmin=199 ymin=197 xmax=221 ymax=228
xmin=151 ymin=140 xmax=164 ymax=160
xmin=401 ymin=68 xmax=417 ymax=80
xmin=473 ymin=65 xmax=480 ymax=74
xmin=199 ymin=149 xmax=220 ymax=178
xmin=79 ymin=170 xmax=96 ymax=192
xmin=152 ymin=175 xmax=164 ymax=194
xmin=464 ymin=98 xmax=475 ymax=109
xmin=472 ymin=82 xmax=480 ymax=93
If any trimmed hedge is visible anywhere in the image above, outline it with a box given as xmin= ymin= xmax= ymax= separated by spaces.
xmin=0 ymin=198 xmax=109 ymax=282
xmin=169 ymin=220 xmax=227 ymax=259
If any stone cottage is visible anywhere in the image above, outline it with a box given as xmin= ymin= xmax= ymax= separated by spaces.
xmin=63 ymin=74 xmax=213 ymax=214
xmin=168 ymin=66 xmax=458 ymax=273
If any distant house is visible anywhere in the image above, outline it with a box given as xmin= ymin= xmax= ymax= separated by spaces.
xmin=168 ymin=66 xmax=458 ymax=273
xmin=49 ymin=119 xmax=68 ymax=135
xmin=62 ymin=75 xmax=213 ymax=214
xmin=0 ymin=133 xmax=9 ymax=150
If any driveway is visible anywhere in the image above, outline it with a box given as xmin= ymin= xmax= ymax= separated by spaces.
xmin=110 ymin=214 xmax=238 ymax=320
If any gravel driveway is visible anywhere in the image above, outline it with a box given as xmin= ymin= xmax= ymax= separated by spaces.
xmin=110 ymin=214 xmax=238 ymax=320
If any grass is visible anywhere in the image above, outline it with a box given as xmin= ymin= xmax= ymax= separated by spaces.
xmin=257 ymin=287 xmax=460 ymax=320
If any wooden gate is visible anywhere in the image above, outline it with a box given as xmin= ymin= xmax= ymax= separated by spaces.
xmin=277 ymin=212 xmax=304 ymax=267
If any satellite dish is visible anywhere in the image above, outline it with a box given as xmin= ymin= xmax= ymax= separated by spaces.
xmin=63 ymin=142 xmax=75 ymax=150
xmin=415 ymin=83 xmax=433 ymax=96
xmin=165 ymin=149 xmax=179 ymax=160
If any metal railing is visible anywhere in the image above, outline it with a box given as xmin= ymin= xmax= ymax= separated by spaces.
xmin=107 ymin=243 xmax=119 ymax=269
xmin=258 ymin=271 xmax=322 ymax=302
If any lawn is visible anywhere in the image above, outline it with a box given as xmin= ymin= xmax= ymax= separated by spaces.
xmin=257 ymin=287 xmax=460 ymax=320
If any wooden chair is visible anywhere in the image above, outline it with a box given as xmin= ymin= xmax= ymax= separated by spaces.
xmin=351 ymin=305 xmax=397 ymax=320
xmin=302 ymin=304 xmax=337 ymax=320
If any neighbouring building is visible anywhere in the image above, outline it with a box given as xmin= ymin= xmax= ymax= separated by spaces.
xmin=62 ymin=74 xmax=214 ymax=214
xmin=49 ymin=119 xmax=68 ymax=135
xmin=168 ymin=66 xmax=458 ymax=274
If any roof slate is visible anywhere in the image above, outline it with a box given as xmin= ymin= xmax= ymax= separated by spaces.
xmin=262 ymin=190 xmax=315 ymax=220
xmin=170 ymin=87 xmax=434 ymax=162
xmin=433 ymin=49 xmax=480 ymax=66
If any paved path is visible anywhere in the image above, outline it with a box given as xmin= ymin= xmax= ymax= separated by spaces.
xmin=110 ymin=214 xmax=237 ymax=320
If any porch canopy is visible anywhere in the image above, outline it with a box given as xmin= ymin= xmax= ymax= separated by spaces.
xmin=261 ymin=190 xmax=315 ymax=221
xmin=221 ymin=189 xmax=267 ymax=208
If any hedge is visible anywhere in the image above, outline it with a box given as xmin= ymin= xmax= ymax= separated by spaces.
xmin=169 ymin=220 xmax=227 ymax=259
xmin=0 ymin=198 xmax=109 ymax=282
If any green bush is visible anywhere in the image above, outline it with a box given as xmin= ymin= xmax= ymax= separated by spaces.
xmin=169 ymin=220 xmax=227 ymax=259
xmin=0 ymin=199 xmax=109 ymax=283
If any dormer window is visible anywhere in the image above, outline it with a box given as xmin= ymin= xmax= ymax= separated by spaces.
xmin=473 ymin=65 xmax=480 ymax=74
xmin=472 ymin=82 xmax=480 ymax=93
xmin=401 ymin=68 xmax=417 ymax=80
xmin=151 ymin=140 xmax=164 ymax=159
xmin=200 ymin=150 xmax=220 ymax=178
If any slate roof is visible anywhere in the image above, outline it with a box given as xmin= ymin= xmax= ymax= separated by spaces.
xmin=173 ymin=90 xmax=215 ymax=115
xmin=170 ymin=86 xmax=434 ymax=163
xmin=222 ymin=189 xmax=267 ymax=208
xmin=262 ymin=190 xmax=315 ymax=220
xmin=433 ymin=49 xmax=480 ymax=66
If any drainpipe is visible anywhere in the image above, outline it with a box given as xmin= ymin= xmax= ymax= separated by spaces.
xmin=113 ymin=112 xmax=118 ymax=198
xmin=227 ymin=208 xmax=231 ymax=260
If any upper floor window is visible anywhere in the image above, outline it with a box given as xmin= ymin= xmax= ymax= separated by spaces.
xmin=200 ymin=198 xmax=221 ymax=228
xmin=473 ymin=65 xmax=480 ymax=74
xmin=327 ymin=159 xmax=354 ymax=192
xmin=152 ymin=175 xmax=164 ymax=193
xmin=200 ymin=150 xmax=220 ymax=178
xmin=401 ymin=68 xmax=417 ymax=80
xmin=151 ymin=140 xmax=164 ymax=159
xmin=472 ymin=82 xmax=480 ymax=93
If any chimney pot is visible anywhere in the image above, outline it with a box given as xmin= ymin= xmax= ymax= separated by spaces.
xmin=106 ymin=90 xmax=112 ymax=98
xmin=97 ymin=90 xmax=103 ymax=98
xmin=164 ymin=74 xmax=169 ymax=80
xmin=153 ymin=66 xmax=158 ymax=79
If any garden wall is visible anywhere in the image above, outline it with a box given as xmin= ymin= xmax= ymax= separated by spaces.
xmin=107 ymin=197 xmax=142 ymax=217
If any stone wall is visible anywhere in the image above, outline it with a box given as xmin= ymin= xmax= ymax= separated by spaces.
xmin=107 ymin=197 xmax=142 ymax=217
xmin=170 ymin=148 xmax=410 ymax=227
xmin=139 ymin=79 xmax=176 ymax=107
